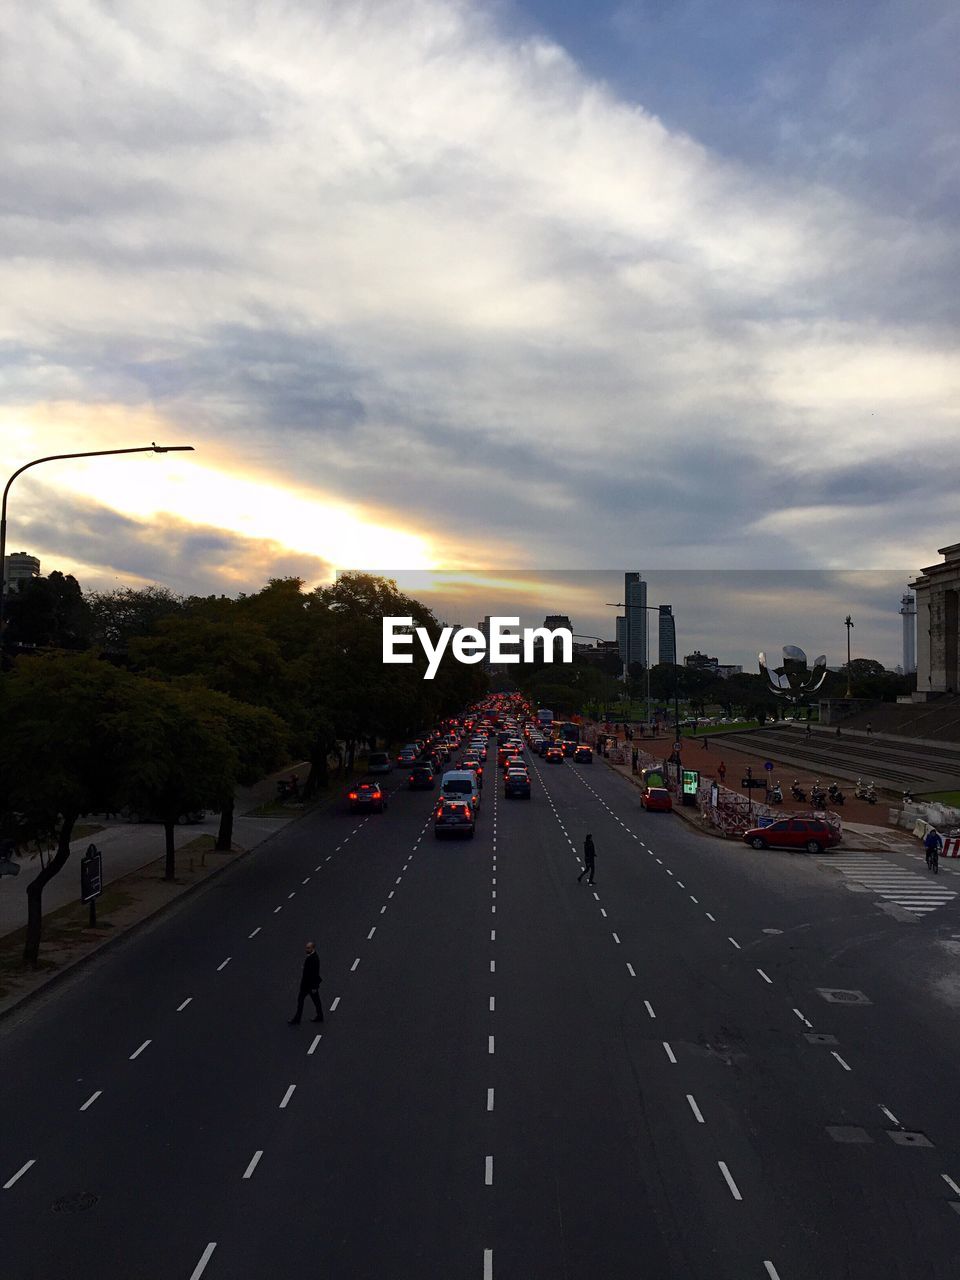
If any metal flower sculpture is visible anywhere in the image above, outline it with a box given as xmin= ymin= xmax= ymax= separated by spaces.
xmin=759 ymin=645 xmax=828 ymax=701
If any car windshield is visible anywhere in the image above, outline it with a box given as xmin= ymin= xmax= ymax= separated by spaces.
xmin=444 ymin=780 xmax=472 ymax=794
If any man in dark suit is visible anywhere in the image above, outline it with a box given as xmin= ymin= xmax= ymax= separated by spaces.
xmin=288 ymin=941 xmax=323 ymax=1025
xmin=577 ymin=834 xmax=596 ymax=885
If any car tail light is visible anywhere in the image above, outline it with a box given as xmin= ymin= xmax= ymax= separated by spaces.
xmin=348 ymin=792 xmax=358 ymax=800
xmin=409 ymin=775 xmax=414 ymax=782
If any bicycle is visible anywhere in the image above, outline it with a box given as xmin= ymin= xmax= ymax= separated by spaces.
xmin=926 ymin=845 xmax=940 ymax=874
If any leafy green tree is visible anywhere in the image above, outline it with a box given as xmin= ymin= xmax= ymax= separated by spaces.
xmin=86 ymin=585 xmax=184 ymax=652
xmin=4 ymin=571 xmax=92 ymax=651
xmin=0 ymin=654 xmax=131 ymax=965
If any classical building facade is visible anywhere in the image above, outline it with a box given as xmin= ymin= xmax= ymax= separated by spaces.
xmin=910 ymin=543 xmax=960 ymax=696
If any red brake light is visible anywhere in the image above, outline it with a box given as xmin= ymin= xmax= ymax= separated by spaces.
xmin=348 ymin=792 xmax=358 ymax=800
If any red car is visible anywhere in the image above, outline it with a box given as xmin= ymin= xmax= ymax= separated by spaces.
xmin=641 ymin=787 xmax=672 ymax=812
xmin=743 ymin=817 xmax=840 ymax=854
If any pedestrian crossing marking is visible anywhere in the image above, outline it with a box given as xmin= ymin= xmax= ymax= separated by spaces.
xmin=817 ymin=854 xmax=957 ymax=916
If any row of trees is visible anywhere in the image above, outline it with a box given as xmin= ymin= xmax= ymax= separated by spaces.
xmin=1 ymin=572 xmax=486 ymax=965
xmin=504 ymin=652 xmax=913 ymax=723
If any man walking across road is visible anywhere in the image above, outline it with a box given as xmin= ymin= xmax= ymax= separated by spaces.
xmin=288 ymin=941 xmax=324 ymax=1025
xmin=577 ymin=834 xmax=596 ymax=885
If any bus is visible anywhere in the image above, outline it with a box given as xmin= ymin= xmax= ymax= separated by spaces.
xmin=537 ymin=708 xmax=554 ymax=728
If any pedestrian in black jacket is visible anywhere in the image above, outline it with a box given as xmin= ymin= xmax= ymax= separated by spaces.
xmin=577 ymin=834 xmax=596 ymax=885
xmin=288 ymin=941 xmax=323 ymax=1025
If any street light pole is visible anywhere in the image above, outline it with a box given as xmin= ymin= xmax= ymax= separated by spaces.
xmin=844 ymin=615 xmax=854 ymax=698
xmin=0 ymin=444 xmax=195 ymax=651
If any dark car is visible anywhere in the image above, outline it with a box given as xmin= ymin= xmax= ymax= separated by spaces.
xmin=504 ymin=769 xmax=531 ymax=799
xmin=573 ymin=745 xmax=593 ymax=763
xmin=561 ymin=739 xmax=577 ymax=757
xmin=545 ymin=745 xmax=564 ymax=763
xmin=434 ymin=799 xmax=476 ymax=839
xmin=348 ymin=783 xmax=387 ymax=813
xmin=743 ymin=817 xmax=840 ymax=854
xmin=408 ymin=764 xmax=435 ymax=791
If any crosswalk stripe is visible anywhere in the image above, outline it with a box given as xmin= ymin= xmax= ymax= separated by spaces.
xmin=817 ymin=853 xmax=957 ymax=916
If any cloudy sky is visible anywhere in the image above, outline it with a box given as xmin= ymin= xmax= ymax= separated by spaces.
xmin=3 ymin=0 xmax=957 ymax=618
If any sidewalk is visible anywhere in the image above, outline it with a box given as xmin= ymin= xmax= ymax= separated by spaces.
xmin=593 ymin=727 xmax=919 ymax=854
xmin=0 ymin=762 xmax=309 ymax=941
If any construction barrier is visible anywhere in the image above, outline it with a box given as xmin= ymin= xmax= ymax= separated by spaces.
xmin=945 ymin=837 xmax=960 ymax=859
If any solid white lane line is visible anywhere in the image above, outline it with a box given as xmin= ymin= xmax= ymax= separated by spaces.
xmin=367 ymin=927 xmax=376 ymax=940
xmin=662 ymin=1042 xmax=677 ymax=1064
xmin=831 ymin=1051 xmax=852 ymax=1072
xmin=217 ymin=957 xmax=231 ymax=971
xmin=612 ymin=932 xmax=621 ymax=944
xmin=248 ymin=927 xmax=261 ymax=939
xmin=489 ymin=996 xmax=495 ymax=1011
xmin=644 ymin=1000 xmax=656 ymax=1019
xmin=626 ymin=963 xmax=636 ymax=977
xmin=308 ymin=1035 xmax=322 ymax=1055
xmin=942 ymin=1173 xmax=960 ymax=1197
xmin=487 ymin=1087 xmax=494 ymax=1111
xmin=483 ymin=1248 xmax=493 ymax=1279
xmin=3 ymin=1159 xmax=35 ymax=1189
xmin=705 ymin=912 xmax=716 ymax=922
xmin=485 ymin=1155 xmax=493 ymax=1185
xmin=242 ymin=1150 xmax=263 ymax=1179
xmin=330 ymin=997 xmax=341 ymax=1011
xmin=756 ymin=968 xmax=772 ymax=984
xmin=718 ymin=1161 xmax=743 ymax=1201
xmin=177 ymin=997 xmax=193 ymax=1012
xmin=189 ymin=1243 xmax=217 ymax=1280
xmin=880 ymin=1105 xmax=900 ymax=1125
xmin=129 ymin=1040 xmax=151 ymax=1060
xmin=80 ymin=1090 xmax=102 ymax=1111
xmin=279 ymin=1085 xmax=296 ymax=1109
xmin=764 ymin=1263 xmax=782 ymax=1280
xmin=351 ymin=958 xmax=360 ymax=971
xmin=686 ymin=1094 xmax=705 ymax=1124
xmin=728 ymin=937 xmax=741 ymax=950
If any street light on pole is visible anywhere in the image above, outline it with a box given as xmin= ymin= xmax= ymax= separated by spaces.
xmin=0 ymin=443 xmax=195 ymax=653
xmin=844 ymin=615 xmax=854 ymax=698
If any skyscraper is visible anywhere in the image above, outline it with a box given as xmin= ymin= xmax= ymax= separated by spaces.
xmin=623 ymin=572 xmax=647 ymax=670
xmin=900 ymin=592 xmax=917 ymax=674
xmin=658 ymin=604 xmax=676 ymax=665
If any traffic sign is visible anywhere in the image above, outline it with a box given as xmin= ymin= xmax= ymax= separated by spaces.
xmin=81 ymin=845 xmax=103 ymax=904
xmin=764 ymin=760 xmax=774 ymax=771
xmin=673 ymin=741 xmax=680 ymax=752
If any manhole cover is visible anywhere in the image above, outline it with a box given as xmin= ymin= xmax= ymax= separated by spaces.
xmin=52 ymin=1192 xmax=99 ymax=1213
xmin=887 ymin=1130 xmax=933 ymax=1148
xmin=805 ymin=1032 xmax=839 ymax=1045
xmin=816 ymin=988 xmax=872 ymax=1005
xmin=827 ymin=1126 xmax=872 ymax=1144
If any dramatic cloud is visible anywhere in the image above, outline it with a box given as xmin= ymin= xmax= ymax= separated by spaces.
xmin=2 ymin=0 xmax=956 ymax=595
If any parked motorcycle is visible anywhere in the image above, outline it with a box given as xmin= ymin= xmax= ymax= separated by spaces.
xmin=790 ymin=779 xmax=806 ymax=802
xmin=810 ymin=787 xmax=828 ymax=810
xmin=854 ymin=777 xmax=877 ymax=804
xmin=769 ymin=782 xmax=783 ymax=805
xmin=828 ymin=782 xmax=845 ymax=806
xmin=902 ymin=788 xmax=915 ymax=804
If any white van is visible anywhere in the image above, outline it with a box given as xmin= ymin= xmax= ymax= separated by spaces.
xmin=440 ymin=769 xmax=481 ymax=813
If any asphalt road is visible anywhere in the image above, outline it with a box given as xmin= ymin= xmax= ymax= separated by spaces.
xmin=5 ymin=739 xmax=960 ymax=1278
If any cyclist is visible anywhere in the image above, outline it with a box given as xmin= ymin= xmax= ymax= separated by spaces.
xmin=924 ymin=827 xmax=943 ymax=873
